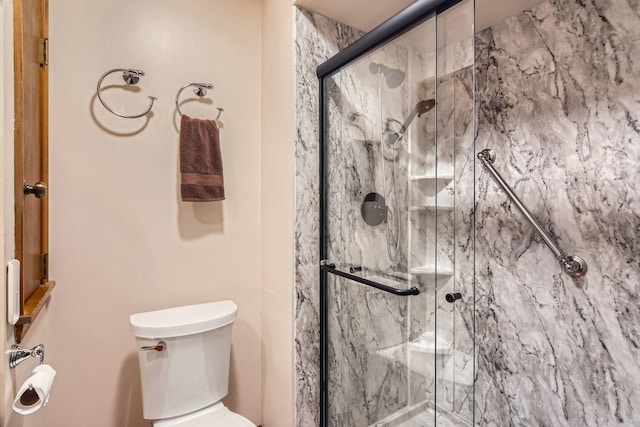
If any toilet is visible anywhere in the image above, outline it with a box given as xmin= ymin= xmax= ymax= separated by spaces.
xmin=130 ymin=300 xmax=255 ymax=427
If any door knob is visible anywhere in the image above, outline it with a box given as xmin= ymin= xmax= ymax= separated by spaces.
xmin=24 ymin=182 xmax=47 ymax=199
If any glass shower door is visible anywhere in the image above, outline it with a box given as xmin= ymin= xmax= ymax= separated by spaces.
xmin=320 ymin=1 xmax=475 ymax=425
xmin=431 ymin=1 xmax=476 ymax=424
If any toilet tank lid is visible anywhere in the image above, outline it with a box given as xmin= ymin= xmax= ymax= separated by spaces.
xmin=130 ymin=301 xmax=238 ymax=338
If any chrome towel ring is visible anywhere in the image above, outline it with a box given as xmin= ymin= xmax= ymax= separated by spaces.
xmin=96 ymin=68 xmax=157 ymax=119
xmin=175 ymin=82 xmax=224 ymax=121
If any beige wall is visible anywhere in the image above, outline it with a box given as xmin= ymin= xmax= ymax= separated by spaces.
xmin=5 ymin=308 xmax=50 ymax=427
xmin=1 ymin=0 xmax=299 ymax=426
xmin=45 ymin=0 xmax=263 ymax=426
xmin=260 ymin=1 xmax=295 ymax=426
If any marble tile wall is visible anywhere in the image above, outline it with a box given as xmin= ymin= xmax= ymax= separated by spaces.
xmin=294 ymin=4 xmax=476 ymax=425
xmin=474 ymin=0 xmax=640 ymax=425
xmin=435 ymin=65 xmax=475 ymax=422
xmin=323 ymin=42 xmax=416 ymax=425
xmin=294 ymin=9 xmax=363 ymax=426
xmin=295 ymin=0 xmax=640 ymax=425
xmin=325 ymin=46 xmax=411 ymax=275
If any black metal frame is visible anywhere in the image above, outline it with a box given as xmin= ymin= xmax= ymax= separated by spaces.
xmin=321 ymin=264 xmax=420 ymax=296
xmin=317 ymin=0 xmax=463 ymax=424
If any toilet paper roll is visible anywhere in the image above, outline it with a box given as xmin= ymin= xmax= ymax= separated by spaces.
xmin=13 ymin=364 xmax=56 ymax=415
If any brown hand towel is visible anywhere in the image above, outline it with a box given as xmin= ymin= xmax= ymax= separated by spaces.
xmin=180 ymin=115 xmax=225 ymax=201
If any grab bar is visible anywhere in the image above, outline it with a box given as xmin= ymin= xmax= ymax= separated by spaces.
xmin=477 ymin=149 xmax=587 ymax=277
xmin=321 ymin=262 xmax=420 ymax=296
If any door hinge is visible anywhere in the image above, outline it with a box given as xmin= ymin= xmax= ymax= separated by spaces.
xmin=38 ymin=38 xmax=49 ymax=66
xmin=40 ymin=253 xmax=48 ymax=281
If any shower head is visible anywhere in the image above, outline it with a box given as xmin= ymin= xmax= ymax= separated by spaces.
xmin=369 ymin=63 xmax=406 ymax=89
xmin=399 ymin=99 xmax=436 ymax=133
xmin=385 ymin=99 xmax=436 ymax=148
xmin=415 ymin=99 xmax=436 ymax=117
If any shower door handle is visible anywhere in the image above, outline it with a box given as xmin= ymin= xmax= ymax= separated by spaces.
xmin=321 ymin=262 xmax=420 ymax=296
xmin=445 ymin=292 xmax=462 ymax=303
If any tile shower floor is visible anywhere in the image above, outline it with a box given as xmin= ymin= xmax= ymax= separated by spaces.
xmin=372 ymin=402 xmax=471 ymax=427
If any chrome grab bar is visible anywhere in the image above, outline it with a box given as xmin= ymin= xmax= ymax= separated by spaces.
xmin=477 ymin=149 xmax=587 ymax=277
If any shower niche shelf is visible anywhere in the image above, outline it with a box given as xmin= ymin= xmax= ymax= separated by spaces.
xmin=408 ymin=159 xmax=455 ymax=288
xmin=409 ymin=173 xmax=453 ymax=194
xmin=409 ymin=173 xmax=453 ymax=184
xmin=410 ymin=192 xmax=455 ymax=212
xmin=410 ymin=203 xmax=454 ymax=212
xmin=410 ymin=331 xmax=452 ymax=355
xmin=409 ymin=264 xmax=453 ymax=277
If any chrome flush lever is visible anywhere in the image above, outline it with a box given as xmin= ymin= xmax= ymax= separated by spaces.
xmin=140 ymin=341 xmax=166 ymax=352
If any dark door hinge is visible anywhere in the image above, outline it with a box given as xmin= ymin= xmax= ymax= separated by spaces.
xmin=38 ymin=37 xmax=49 ymax=66
xmin=40 ymin=253 xmax=48 ymax=281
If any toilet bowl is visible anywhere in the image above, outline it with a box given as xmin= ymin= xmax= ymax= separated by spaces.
xmin=130 ymin=300 xmax=255 ymax=426
xmin=154 ymin=403 xmax=254 ymax=427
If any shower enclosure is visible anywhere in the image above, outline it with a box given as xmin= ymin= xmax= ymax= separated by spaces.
xmin=318 ymin=0 xmax=476 ymax=425
xmin=307 ymin=0 xmax=640 ymax=424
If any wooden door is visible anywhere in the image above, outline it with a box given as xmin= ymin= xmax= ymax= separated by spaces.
xmin=14 ymin=0 xmax=51 ymax=341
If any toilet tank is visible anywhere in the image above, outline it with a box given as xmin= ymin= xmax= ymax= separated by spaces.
xmin=130 ymin=301 xmax=238 ymax=420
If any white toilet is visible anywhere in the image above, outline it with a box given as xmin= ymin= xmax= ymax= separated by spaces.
xmin=130 ymin=300 xmax=255 ymax=427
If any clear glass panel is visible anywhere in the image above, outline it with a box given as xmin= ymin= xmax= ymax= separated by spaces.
xmin=323 ymin=1 xmax=474 ymax=425
xmin=433 ymin=1 xmax=476 ymax=425
xmin=326 ymin=273 xmax=410 ymax=426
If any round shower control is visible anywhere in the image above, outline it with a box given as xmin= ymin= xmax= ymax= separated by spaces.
xmin=361 ymin=192 xmax=387 ymax=226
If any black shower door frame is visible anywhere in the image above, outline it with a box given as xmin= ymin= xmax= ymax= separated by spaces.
xmin=316 ymin=0 xmax=464 ymax=424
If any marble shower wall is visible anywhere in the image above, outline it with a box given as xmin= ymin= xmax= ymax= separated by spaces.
xmin=294 ymin=4 xmax=477 ymax=425
xmin=306 ymin=12 xmax=438 ymax=425
xmin=475 ymin=0 xmax=640 ymax=425
xmin=294 ymin=9 xmax=363 ymax=426
xmin=325 ymin=44 xmax=411 ymax=275
xmin=434 ymin=67 xmax=476 ymax=421
xmin=323 ymin=43 xmax=414 ymax=426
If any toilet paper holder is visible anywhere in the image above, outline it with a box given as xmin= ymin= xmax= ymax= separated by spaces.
xmin=9 ymin=344 xmax=45 ymax=368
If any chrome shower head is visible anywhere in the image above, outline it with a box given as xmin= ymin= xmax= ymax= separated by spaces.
xmin=369 ymin=63 xmax=406 ymax=89
xmin=386 ymin=99 xmax=437 ymax=148
xmin=400 ymin=99 xmax=436 ymax=133
xmin=416 ymin=99 xmax=436 ymax=116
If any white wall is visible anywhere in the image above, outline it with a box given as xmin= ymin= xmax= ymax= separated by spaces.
xmin=46 ymin=0 xmax=263 ymax=426
xmin=260 ymin=1 xmax=295 ymax=426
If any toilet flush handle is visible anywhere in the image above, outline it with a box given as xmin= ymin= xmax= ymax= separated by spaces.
xmin=140 ymin=341 xmax=166 ymax=352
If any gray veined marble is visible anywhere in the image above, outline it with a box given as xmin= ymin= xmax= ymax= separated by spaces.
xmin=294 ymin=0 xmax=640 ymax=425
xmin=294 ymin=0 xmax=476 ymax=424
xmin=294 ymin=8 xmax=364 ymax=426
xmin=474 ymin=0 xmax=640 ymax=425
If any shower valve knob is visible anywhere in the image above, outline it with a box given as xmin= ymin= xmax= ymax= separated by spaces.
xmin=445 ymin=292 xmax=462 ymax=303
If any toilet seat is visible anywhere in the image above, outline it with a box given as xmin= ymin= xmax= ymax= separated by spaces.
xmin=154 ymin=403 xmax=255 ymax=427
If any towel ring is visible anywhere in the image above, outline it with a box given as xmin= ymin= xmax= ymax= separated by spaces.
xmin=175 ymin=83 xmax=224 ymax=121
xmin=96 ymin=68 xmax=157 ymax=119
